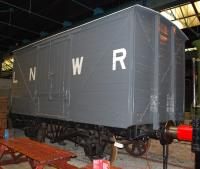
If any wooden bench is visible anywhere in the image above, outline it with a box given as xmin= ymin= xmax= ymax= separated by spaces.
xmin=0 ymin=137 xmax=122 ymax=169
xmin=0 ymin=137 xmax=77 ymax=169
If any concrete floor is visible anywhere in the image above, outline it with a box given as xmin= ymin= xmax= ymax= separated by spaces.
xmin=0 ymin=129 xmax=194 ymax=169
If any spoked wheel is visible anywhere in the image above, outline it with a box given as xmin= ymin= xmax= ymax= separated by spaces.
xmin=125 ymin=139 xmax=150 ymax=157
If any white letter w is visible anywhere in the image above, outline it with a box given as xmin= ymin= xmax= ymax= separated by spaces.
xmin=72 ymin=57 xmax=84 ymax=76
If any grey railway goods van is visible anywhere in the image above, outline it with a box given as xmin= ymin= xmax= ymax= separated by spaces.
xmin=11 ymin=5 xmax=187 ymax=130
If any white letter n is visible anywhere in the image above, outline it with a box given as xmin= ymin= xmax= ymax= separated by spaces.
xmin=72 ymin=57 xmax=84 ymax=76
xmin=29 ymin=66 xmax=36 ymax=81
xmin=112 ymin=48 xmax=127 ymax=71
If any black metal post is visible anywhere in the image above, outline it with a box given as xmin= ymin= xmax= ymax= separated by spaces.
xmin=195 ymin=152 xmax=200 ymax=169
xmin=163 ymin=144 xmax=169 ymax=169
xmin=192 ymin=120 xmax=200 ymax=169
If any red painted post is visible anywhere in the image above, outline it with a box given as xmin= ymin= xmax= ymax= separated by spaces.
xmin=177 ymin=125 xmax=193 ymax=142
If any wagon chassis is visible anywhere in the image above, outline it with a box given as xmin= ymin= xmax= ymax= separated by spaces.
xmin=9 ymin=113 xmax=151 ymax=161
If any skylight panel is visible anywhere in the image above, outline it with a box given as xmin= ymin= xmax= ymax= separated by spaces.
xmin=161 ymin=2 xmax=200 ymax=29
xmin=194 ymin=1 xmax=200 ymax=13
xmin=181 ymin=4 xmax=196 ymax=17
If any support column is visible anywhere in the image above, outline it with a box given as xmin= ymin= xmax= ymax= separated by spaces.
xmin=0 ymin=55 xmax=3 ymax=76
xmin=195 ymin=152 xmax=200 ymax=169
xmin=192 ymin=40 xmax=200 ymax=169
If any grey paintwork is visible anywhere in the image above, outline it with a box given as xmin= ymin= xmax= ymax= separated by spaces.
xmin=11 ymin=5 xmax=187 ymax=129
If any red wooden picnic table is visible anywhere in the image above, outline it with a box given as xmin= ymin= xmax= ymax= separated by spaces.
xmin=0 ymin=137 xmax=77 ymax=169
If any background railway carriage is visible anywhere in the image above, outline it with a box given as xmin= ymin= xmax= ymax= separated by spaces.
xmin=10 ymin=5 xmax=187 ymax=160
